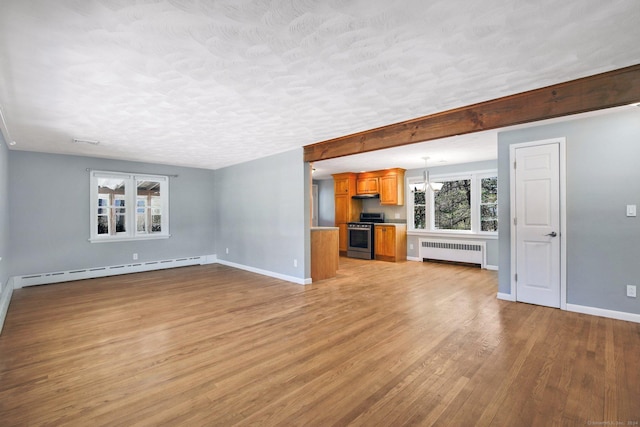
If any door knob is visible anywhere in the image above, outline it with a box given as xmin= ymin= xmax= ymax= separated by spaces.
xmin=546 ymin=231 xmax=557 ymax=237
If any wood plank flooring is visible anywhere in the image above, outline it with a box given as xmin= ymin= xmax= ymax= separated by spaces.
xmin=0 ymin=258 xmax=638 ymax=426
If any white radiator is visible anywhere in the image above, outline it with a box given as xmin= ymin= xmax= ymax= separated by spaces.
xmin=419 ymin=239 xmax=486 ymax=268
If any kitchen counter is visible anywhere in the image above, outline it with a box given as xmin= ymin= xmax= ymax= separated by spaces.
xmin=310 ymin=227 xmax=339 ymax=281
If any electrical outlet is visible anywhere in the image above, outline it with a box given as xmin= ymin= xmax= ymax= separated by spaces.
xmin=294 ymin=259 xmax=298 ymax=267
xmin=627 ymin=285 xmax=637 ymax=298
xmin=409 ymin=244 xmax=414 ymax=250
xmin=626 ymin=205 xmax=637 ymax=217
xmin=133 ymin=253 xmax=138 ymax=260
xmin=225 ymin=248 xmax=229 ymax=254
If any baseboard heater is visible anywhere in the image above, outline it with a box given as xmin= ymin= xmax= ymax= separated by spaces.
xmin=13 ymin=256 xmax=211 ymax=288
xmin=419 ymin=239 xmax=486 ymax=268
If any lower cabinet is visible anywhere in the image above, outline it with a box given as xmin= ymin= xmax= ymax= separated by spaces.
xmin=374 ymin=224 xmax=407 ymax=262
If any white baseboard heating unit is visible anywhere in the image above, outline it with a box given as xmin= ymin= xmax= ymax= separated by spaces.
xmin=12 ymin=256 xmax=211 ymax=288
xmin=419 ymin=239 xmax=486 ymax=268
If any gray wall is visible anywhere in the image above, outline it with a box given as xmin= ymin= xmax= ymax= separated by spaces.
xmin=0 ymin=136 xmax=8 ymax=292
xmin=8 ymin=151 xmax=216 ymax=276
xmin=498 ymin=108 xmax=640 ymax=314
xmin=214 ymin=148 xmax=310 ymax=280
xmin=405 ymin=160 xmax=499 ymax=267
xmin=315 ymin=178 xmax=335 ymax=227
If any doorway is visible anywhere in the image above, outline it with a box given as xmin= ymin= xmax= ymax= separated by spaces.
xmin=510 ymin=138 xmax=566 ymax=309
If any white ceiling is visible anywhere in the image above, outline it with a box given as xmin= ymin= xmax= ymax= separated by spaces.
xmin=0 ymin=0 xmax=639 ymax=171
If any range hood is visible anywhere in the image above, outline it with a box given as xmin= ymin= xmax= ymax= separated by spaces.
xmin=352 ymin=193 xmax=380 ymax=199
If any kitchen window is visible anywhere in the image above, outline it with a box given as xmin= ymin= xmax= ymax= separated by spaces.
xmin=90 ymin=171 xmax=169 ymax=242
xmin=408 ymin=171 xmax=497 ymax=235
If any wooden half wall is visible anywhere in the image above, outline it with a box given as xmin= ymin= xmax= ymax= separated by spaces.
xmin=303 ymin=64 xmax=640 ymax=162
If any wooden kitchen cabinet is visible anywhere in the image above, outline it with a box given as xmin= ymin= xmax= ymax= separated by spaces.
xmin=334 ymin=175 xmax=351 ymax=195
xmin=379 ymin=168 xmax=405 ymax=206
xmin=356 ymin=176 xmax=379 ymax=194
xmin=332 ymin=173 xmax=362 ymax=254
xmin=374 ymin=224 xmax=407 ymax=262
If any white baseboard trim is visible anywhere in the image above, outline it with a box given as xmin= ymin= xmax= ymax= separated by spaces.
xmin=10 ymin=252 xmax=310 ymax=290
xmin=486 ymin=265 xmax=499 ymax=271
xmin=497 ymin=292 xmax=516 ymax=302
xmin=0 ymin=277 xmax=14 ymax=335
xmin=216 ymin=259 xmax=311 ymax=285
xmin=12 ymin=255 xmax=211 ymax=289
xmin=566 ymin=303 xmax=640 ymax=324
xmin=406 ymin=256 xmax=422 ymax=262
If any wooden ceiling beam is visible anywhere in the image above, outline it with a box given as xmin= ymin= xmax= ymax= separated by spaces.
xmin=303 ymin=64 xmax=640 ymax=163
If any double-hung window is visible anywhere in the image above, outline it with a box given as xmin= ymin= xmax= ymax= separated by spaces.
xmin=408 ymin=170 xmax=497 ymax=235
xmin=90 ymin=171 xmax=169 ymax=242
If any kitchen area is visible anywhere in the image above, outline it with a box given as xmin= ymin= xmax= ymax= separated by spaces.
xmin=310 ymin=168 xmax=408 ymax=281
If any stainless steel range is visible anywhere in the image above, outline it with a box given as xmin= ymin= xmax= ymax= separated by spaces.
xmin=347 ymin=212 xmax=385 ymax=259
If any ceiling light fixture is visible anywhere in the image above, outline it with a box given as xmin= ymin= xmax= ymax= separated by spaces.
xmin=73 ymin=138 xmax=101 ymax=145
xmin=411 ymin=157 xmax=443 ymax=192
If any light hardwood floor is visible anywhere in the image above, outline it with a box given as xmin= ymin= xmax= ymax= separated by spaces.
xmin=1 ymin=258 xmax=638 ymax=426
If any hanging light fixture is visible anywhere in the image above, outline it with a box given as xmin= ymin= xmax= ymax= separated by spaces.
xmin=412 ymin=157 xmax=443 ymax=192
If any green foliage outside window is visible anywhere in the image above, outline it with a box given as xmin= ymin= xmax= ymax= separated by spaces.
xmin=434 ymin=179 xmax=471 ymax=230
xmin=481 ymin=177 xmax=498 ymax=231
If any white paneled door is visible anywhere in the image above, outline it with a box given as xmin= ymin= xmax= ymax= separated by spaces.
xmin=514 ymin=142 xmax=561 ymax=308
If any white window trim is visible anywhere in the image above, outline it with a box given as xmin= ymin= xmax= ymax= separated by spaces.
xmin=406 ymin=169 xmax=498 ymax=237
xmin=89 ymin=170 xmax=170 ymax=243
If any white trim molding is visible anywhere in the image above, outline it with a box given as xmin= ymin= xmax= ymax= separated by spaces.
xmin=497 ymin=292 xmax=516 ymax=302
xmin=0 ymin=277 xmax=14 ymax=334
xmin=567 ymin=304 xmax=640 ymax=324
xmin=216 ymin=259 xmax=312 ymax=286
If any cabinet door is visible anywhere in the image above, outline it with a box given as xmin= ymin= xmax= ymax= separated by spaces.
xmin=383 ymin=226 xmax=396 ymax=257
xmin=335 ymin=195 xmax=349 ymax=224
xmin=375 ymin=226 xmax=393 ymax=257
xmin=374 ymin=226 xmax=386 ymax=256
xmin=338 ymin=223 xmax=348 ymax=252
xmin=379 ymin=175 xmax=398 ymax=205
xmin=357 ymin=177 xmax=379 ymax=194
xmin=334 ymin=178 xmax=350 ymax=195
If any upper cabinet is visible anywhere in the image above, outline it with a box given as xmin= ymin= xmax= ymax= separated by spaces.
xmin=378 ymin=168 xmax=405 ymax=206
xmin=356 ymin=176 xmax=379 ymax=195
xmin=352 ymin=168 xmax=405 ymax=205
xmin=334 ymin=175 xmax=352 ymax=195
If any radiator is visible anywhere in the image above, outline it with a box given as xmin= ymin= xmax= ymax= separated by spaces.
xmin=419 ymin=239 xmax=486 ymax=268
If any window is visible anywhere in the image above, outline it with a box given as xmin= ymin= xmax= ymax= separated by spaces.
xmin=408 ymin=171 xmax=497 ymax=234
xmin=480 ymin=176 xmax=498 ymax=232
xmin=90 ymin=171 xmax=169 ymax=242
xmin=434 ymin=179 xmax=471 ymax=231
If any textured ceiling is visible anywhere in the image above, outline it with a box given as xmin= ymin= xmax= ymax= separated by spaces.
xmin=0 ymin=0 xmax=639 ymax=170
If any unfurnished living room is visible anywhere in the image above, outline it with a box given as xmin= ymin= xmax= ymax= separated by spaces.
xmin=0 ymin=1 xmax=639 ymax=426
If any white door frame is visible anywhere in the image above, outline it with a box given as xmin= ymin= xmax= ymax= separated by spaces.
xmin=509 ymin=138 xmax=567 ymax=310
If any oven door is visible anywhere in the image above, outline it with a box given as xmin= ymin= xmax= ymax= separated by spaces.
xmin=347 ymin=225 xmax=373 ymax=259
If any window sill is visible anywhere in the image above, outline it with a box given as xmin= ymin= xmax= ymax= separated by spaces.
xmin=407 ymin=230 xmax=498 ymax=240
xmin=89 ymin=234 xmax=171 ymax=243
